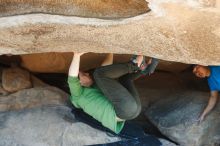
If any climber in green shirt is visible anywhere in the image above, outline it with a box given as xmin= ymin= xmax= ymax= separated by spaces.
xmin=68 ymin=53 xmax=156 ymax=133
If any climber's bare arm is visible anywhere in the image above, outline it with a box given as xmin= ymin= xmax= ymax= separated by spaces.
xmin=199 ymin=91 xmax=218 ymax=122
xmin=68 ymin=52 xmax=84 ymax=77
xmin=101 ymin=53 xmax=113 ymax=66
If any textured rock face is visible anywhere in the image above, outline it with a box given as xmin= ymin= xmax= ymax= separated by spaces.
xmin=0 ymin=0 xmax=149 ymax=18
xmin=2 ymin=67 xmax=32 ymax=92
xmin=146 ymin=91 xmax=220 ymax=146
xmin=0 ymin=106 xmax=121 ymax=146
xmin=0 ymin=86 xmax=68 ymax=112
xmin=0 ymin=0 xmax=219 ymax=65
xmin=126 ymin=69 xmax=219 ymax=146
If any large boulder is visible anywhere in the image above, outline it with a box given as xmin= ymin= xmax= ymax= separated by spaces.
xmin=2 ymin=67 xmax=32 ymax=92
xmin=0 ymin=1 xmax=219 ymax=65
xmin=0 ymin=0 xmax=149 ymax=19
xmin=0 ymin=106 xmax=121 ymax=146
xmin=0 ymin=86 xmax=68 ymax=112
xmin=145 ymin=91 xmax=220 ymax=146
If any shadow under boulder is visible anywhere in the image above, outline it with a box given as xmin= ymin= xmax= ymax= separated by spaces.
xmin=145 ymin=90 xmax=220 ymax=146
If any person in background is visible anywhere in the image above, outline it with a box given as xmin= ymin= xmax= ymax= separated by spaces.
xmin=193 ymin=65 xmax=220 ymax=122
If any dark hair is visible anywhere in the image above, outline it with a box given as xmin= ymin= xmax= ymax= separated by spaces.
xmin=79 ymin=68 xmax=95 ymax=81
xmin=87 ymin=68 xmax=95 ymax=80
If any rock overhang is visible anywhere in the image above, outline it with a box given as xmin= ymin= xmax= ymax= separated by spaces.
xmin=0 ymin=0 xmax=150 ymax=18
xmin=0 ymin=2 xmax=219 ymax=145
xmin=0 ymin=0 xmax=219 ymax=65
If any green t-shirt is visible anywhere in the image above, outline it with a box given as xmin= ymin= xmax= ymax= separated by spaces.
xmin=68 ymin=76 xmax=125 ymax=134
